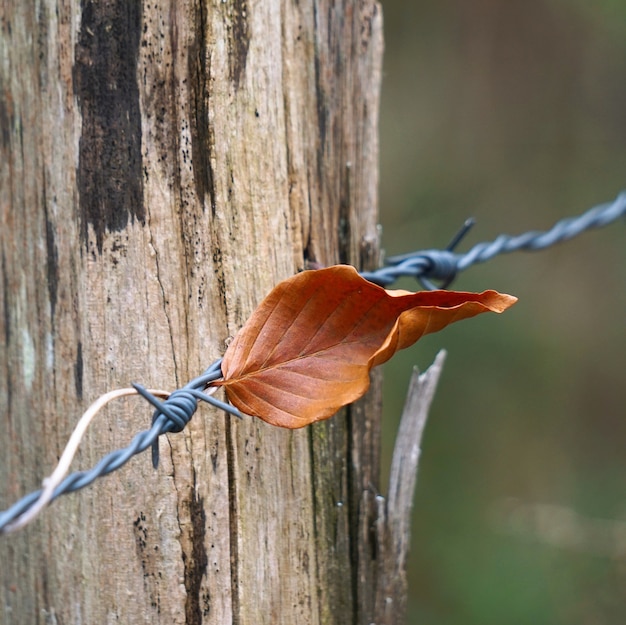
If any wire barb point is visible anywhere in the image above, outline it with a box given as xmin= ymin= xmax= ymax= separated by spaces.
xmin=446 ymin=217 xmax=476 ymax=252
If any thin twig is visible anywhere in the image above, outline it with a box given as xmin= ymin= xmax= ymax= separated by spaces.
xmin=387 ymin=350 xmax=447 ymax=545
xmin=375 ymin=350 xmax=447 ymax=625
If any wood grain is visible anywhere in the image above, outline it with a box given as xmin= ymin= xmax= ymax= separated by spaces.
xmin=0 ymin=1 xmax=384 ymax=624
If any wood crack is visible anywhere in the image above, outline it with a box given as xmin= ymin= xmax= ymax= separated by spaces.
xmin=225 ymin=419 xmax=241 ymax=625
xmin=147 ymin=218 xmax=179 ymax=384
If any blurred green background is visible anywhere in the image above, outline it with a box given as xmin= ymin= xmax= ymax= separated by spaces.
xmin=378 ymin=1 xmax=626 ymax=623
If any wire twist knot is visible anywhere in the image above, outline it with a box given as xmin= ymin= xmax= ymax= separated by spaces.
xmin=407 ymin=249 xmax=458 ymax=289
xmin=132 ymin=385 xmax=199 ymax=433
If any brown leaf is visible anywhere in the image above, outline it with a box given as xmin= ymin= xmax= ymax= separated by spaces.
xmin=216 ymin=265 xmax=516 ymax=428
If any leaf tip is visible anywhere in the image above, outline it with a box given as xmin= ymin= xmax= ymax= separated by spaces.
xmin=483 ymin=291 xmax=518 ymax=312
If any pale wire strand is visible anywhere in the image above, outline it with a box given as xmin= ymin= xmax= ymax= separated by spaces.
xmin=0 ymin=358 xmax=233 ymax=534
xmin=1 ymin=191 xmax=624 ymax=534
xmin=3 ymin=388 xmax=171 ymax=533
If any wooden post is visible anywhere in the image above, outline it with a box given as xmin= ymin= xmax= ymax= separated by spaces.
xmin=0 ymin=1 xmax=390 ymax=623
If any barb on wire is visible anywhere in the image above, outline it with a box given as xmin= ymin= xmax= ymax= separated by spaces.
xmin=0 ymin=358 xmax=240 ymax=533
xmin=1 ymin=191 xmax=624 ymax=533
xmin=361 ymin=191 xmax=626 ymax=290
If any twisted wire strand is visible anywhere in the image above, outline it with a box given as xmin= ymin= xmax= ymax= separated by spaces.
xmin=0 ymin=359 xmax=236 ymax=532
xmin=1 ymin=191 xmax=624 ymax=532
xmin=362 ymin=191 xmax=626 ymax=289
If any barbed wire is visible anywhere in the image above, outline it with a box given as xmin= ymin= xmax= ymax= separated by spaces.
xmin=1 ymin=192 xmax=624 ymax=533
xmin=0 ymin=359 xmax=237 ymax=533
xmin=362 ymin=191 xmax=626 ymax=290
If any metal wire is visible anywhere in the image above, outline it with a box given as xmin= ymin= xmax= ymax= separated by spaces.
xmin=361 ymin=191 xmax=626 ymax=290
xmin=0 ymin=358 xmax=239 ymax=532
xmin=1 ymin=191 xmax=624 ymax=533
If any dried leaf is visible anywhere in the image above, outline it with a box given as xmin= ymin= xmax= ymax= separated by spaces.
xmin=216 ymin=265 xmax=516 ymax=428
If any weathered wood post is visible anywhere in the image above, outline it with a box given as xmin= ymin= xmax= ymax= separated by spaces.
xmin=0 ymin=2 xmax=441 ymax=624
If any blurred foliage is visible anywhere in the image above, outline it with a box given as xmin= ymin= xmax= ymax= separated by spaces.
xmin=378 ymin=1 xmax=626 ymax=623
